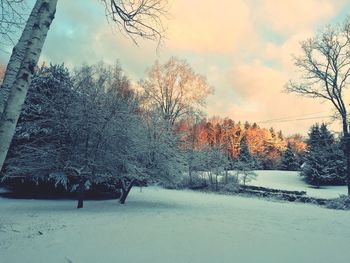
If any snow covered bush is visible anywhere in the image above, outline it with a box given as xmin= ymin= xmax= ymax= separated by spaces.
xmin=326 ymin=195 xmax=350 ymax=210
xmin=223 ymin=181 xmax=239 ymax=193
xmin=235 ymin=169 xmax=257 ymax=186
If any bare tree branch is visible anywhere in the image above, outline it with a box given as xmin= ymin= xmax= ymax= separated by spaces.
xmin=100 ymin=0 xmax=167 ymax=46
xmin=285 ymin=21 xmax=350 ymax=134
xmin=0 ymin=0 xmax=27 ymax=47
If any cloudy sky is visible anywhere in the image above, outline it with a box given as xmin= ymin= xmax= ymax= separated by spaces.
xmin=2 ymin=0 xmax=350 ymax=135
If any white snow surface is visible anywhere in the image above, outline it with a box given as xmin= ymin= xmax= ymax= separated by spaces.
xmin=1 ymin=186 xmax=350 ymax=263
xmin=245 ymin=170 xmax=348 ymax=199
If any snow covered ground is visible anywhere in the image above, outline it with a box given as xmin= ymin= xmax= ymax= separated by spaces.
xmin=1 ymin=186 xmax=350 ymax=263
xmin=245 ymin=170 xmax=348 ymax=199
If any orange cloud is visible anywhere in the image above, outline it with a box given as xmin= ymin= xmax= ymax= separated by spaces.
xmin=222 ymin=61 xmax=338 ymax=134
xmin=165 ymin=0 xmax=258 ymax=53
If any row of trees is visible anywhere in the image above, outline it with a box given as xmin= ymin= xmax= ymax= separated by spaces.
xmin=1 ymin=60 xmax=347 ymax=202
xmin=176 ymin=117 xmax=306 ymax=171
xmin=0 ymin=57 xmax=316 ymax=201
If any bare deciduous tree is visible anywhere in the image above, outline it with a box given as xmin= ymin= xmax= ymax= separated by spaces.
xmin=140 ymin=57 xmax=214 ymax=127
xmin=286 ymin=19 xmax=350 ymax=195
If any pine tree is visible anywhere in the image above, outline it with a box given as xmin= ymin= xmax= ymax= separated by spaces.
xmin=280 ymin=142 xmax=300 ymax=171
xmin=301 ymin=123 xmax=346 ymax=186
xmin=234 ymin=139 xmax=261 ymax=170
xmin=233 ymin=140 xmax=258 ymax=185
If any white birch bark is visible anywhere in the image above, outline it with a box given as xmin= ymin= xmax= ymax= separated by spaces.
xmin=0 ymin=0 xmax=58 ymax=172
xmin=0 ymin=0 xmax=43 ymax=115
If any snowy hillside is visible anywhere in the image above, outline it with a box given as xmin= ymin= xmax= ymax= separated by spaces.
xmin=1 ymin=187 xmax=350 ymax=263
xmin=246 ymin=170 xmax=348 ymax=199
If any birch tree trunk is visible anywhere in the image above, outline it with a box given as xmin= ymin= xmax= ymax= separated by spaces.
xmin=0 ymin=0 xmax=58 ymax=172
xmin=0 ymin=0 xmax=42 ymax=115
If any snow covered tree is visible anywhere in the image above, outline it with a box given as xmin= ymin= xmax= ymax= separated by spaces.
xmin=142 ymin=110 xmax=186 ymax=189
xmin=176 ymin=113 xmax=204 ymax=185
xmin=233 ymin=140 xmax=259 ymax=185
xmin=221 ymin=118 xmax=235 ymax=183
xmin=286 ymin=134 xmax=307 ymax=162
xmin=234 ymin=139 xmax=261 ymax=170
xmin=2 ymin=63 xmax=151 ymax=207
xmin=279 ymin=142 xmax=300 ymax=171
xmin=0 ymin=0 xmax=167 ymax=174
xmin=0 ymin=0 xmax=58 ymax=174
xmin=301 ymin=124 xmax=346 ymax=186
xmin=69 ymin=63 xmax=149 ymax=207
xmin=3 ymin=64 xmax=74 ymax=180
xmin=201 ymin=145 xmax=227 ymax=191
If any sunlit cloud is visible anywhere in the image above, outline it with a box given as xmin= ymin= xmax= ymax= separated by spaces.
xmin=165 ymin=0 xmax=258 ymax=54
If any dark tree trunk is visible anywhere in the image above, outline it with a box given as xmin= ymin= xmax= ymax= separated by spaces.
xmin=77 ymin=180 xmax=85 ymax=209
xmin=208 ymin=172 xmax=213 ymax=190
xmin=342 ymin=119 xmax=350 ymax=196
xmin=189 ymin=167 xmax=192 ymax=186
xmin=344 ymin=134 xmax=350 ymax=195
xmin=120 ymin=180 xmax=135 ymax=204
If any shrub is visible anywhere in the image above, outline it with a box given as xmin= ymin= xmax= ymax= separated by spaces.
xmin=326 ymin=195 xmax=350 ymax=210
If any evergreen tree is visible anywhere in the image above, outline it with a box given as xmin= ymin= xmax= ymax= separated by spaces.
xmin=234 ymin=139 xmax=261 ymax=170
xmin=233 ymin=140 xmax=259 ymax=185
xmin=301 ymin=123 xmax=346 ymax=186
xmin=280 ymin=142 xmax=300 ymax=171
xmin=3 ymin=64 xmax=75 ymax=184
xmin=319 ymin=123 xmax=334 ymax=146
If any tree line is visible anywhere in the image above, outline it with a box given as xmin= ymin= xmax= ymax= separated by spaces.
xmin=175 ymin=117 xmax=306 ymax=171
xmin=1 ymin=57 xmax=347 ymax=205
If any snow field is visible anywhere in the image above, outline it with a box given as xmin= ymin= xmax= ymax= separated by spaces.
xmin=1 ymin=186 xmax=350 ymax=263
xmin=246 ymin=170 xmax=348 ymax=199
